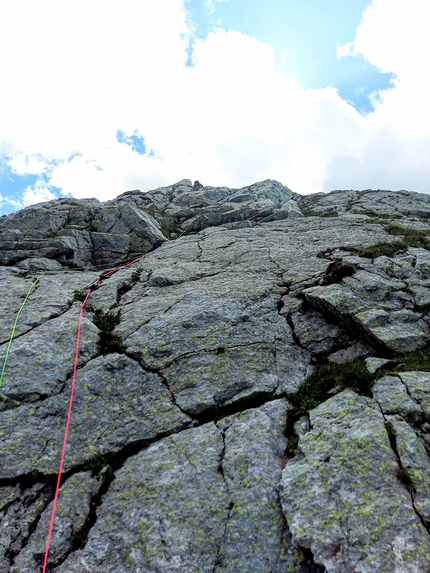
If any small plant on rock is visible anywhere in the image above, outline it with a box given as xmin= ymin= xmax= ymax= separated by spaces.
xmin=73 ymin=290 xmax=86 ymax=303
xmin=93 ymin=309 xmax=126 ymax=355
xmin=349 ymin=242 xmax=406 ymax=259
xmin=288 ymin=361 xmax=374 ymax=417
xmin=384 ymin=224 xmax=430 ymax=249
xmin=321 ymin=261 xmax=356 ymax=285
xmin=392 ymin=345 xmax=430 ymax=372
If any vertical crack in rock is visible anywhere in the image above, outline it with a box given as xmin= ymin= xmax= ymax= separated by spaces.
xmin=196 ymin=238 xmax=203 ymax=260
xmin=157 ymin=371 xmax=199 ymax=424
xmin=212 ymin=425 xmax=234 ymax=573
xmin=397 ymin=373 xmax=424 ymax=409
xmin=115 ymin=267 xmax=143 ymax=305
xmin=284 ymin=313 xmax=305 ymax=350
xmin=273 ymin=347 xmax=282 ymax=395
xmin=284 ymin=414 xmax=310 ymax=462
xmin=382 ymin=411 xmax=430 ymax=534
xmin=267 ymin=245 xmax=284 ymax=275
xmin=43 ymin=467 xmax=114 ymax=571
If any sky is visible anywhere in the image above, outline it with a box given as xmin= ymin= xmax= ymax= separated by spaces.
xmin=0 ymin=0 xmax=429 ymax=215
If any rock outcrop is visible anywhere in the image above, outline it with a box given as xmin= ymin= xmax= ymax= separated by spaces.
xmin=1 ymin=180 xmax=430 ymax=572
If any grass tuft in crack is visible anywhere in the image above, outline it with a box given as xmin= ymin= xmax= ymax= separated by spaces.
xmin=116 ymin=268 xmax=143 ymax=300
xmin=93 ymin=309 xmax=126 ymax=355
xmin=287 ymin=361 xmax=374 ymax=417
xmin=72 ymin=290 xmax=86 ymax=303
xmin=391 ymin=345 xmax=430 ymax=372
xmin=349 ymin=242 xmax=406 ymax=259
xmin=384 ymin=224 xmax=430 ymax=249
xmin=348 ymin=225 xmax=430 ymax=259
xmin=286 ymin=435 xmax=299 ymax=458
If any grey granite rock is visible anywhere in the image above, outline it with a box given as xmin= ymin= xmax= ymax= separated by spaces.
xmin=303 ymin=259 xmax=430 ymax=353
xmin=2 ymin=183 xmax=430 ymax=572
xmin=0 ymin=267 xmax=98 ymax=344
xmin=364 ymin=356 xmax=396 ymax=374
xmin=385 ymin=415 xmax=430 ymax=522
xmin=280 ymin=391 xmax=430 ymax=573
xmin=398 ymin=371 xmax=430 ymax=414
xmin=373 ymin=374 xmax=423 ymax=421
xmin=55 ymin=424 xmax=229 ymax=573
xmin=0 ymin=304 xmax=99 ymax=407
xmin=0 ymin=354 xmax=190 ymax=479
xmin=10 ymin=472 xmax=101 ymax=572
xmin=0 ymin=482 xmax=53 ymax=572
xmin=214 ymin=400 xmax=290 ymax=572
xmin=55 ymin=401 xmax=293 ymax=573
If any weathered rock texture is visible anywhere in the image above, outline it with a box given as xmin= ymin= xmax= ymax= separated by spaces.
xmin=2 ymin=180 xmax=430 ymax=572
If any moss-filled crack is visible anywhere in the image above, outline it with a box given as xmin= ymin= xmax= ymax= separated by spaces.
xmin=212 ymin=425 xmax=234 ymax=573
xmin=93 ymin=309 xmax=126 ymax=355
xmin=287 ymin=361 xmax=374 ymax=417
xmin=115 ymin=268 xmax=143 ymax=304
xmin=283 ymin=362 xmax=375 ymax=460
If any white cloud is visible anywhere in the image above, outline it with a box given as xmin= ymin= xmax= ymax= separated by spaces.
xmin=340 ymin=0 xmax=429 ymax=80
xmin=338 ymin=0 xmax=430 ymax=135
xmin=329 ymin=0 xmax=430 ymax=191
xmin=0 ymin=193 xmax=23 ymax=212
xmin=8 ymin=154 xmax=49 ymax=176
xmin=1 ymin=0 xmax=430 ymax=212
xmin=22 ymin=182 xmax=57 ymax=206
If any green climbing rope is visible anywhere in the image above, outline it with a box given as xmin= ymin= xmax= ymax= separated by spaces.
xmin=0 ymin=272 xmax=46 ymax=391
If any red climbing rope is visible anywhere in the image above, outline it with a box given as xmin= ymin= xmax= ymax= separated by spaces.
xmin=41 ymin=257 xmax=141 ymax=573
xmin=186 ymin=190 xmax=262 ymax=220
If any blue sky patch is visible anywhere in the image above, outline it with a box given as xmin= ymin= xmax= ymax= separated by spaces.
xmin=186 ymin=0 xmax=395 ymax=113
xmin=116 ymin=129 xmax=147 ymax=155
xmin=0 ymin=161 xmax=63 ymax=216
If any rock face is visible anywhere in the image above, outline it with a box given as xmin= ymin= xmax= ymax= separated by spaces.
xmin=0 ymin=179 xmax=300 ymax=268
xmin=1 ymin=181 xmax=430 ymax=572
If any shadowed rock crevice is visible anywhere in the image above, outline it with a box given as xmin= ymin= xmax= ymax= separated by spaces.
xmin=114 ymin=267 xmax=143 ymax=304
xmin=293 ymin=547 xmax=327 ymax=573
